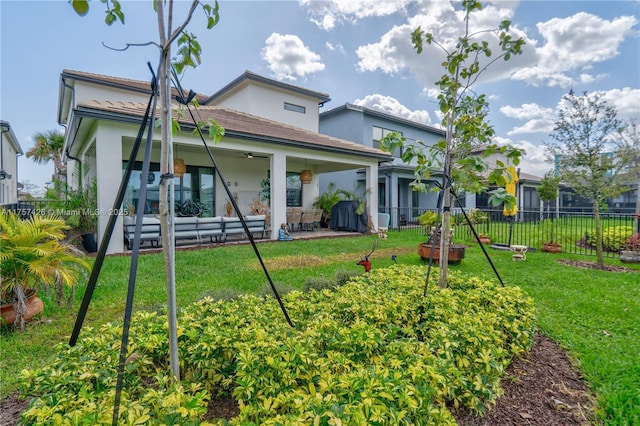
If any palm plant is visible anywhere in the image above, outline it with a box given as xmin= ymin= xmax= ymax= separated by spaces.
xmin=26 ymin=130 xmax=66 ymax=185
xmin=312 ymin=182 xmax=350 ymax=226
xmin=0 ymin=210 xmax=90 ymax=330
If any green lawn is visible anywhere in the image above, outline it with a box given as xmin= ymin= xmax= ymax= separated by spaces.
xmin=1 ymin=231 xmax=639 ymax=424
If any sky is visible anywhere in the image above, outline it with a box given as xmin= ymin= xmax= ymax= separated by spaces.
xmin=1 ymin=0 xmax=639 ymax=195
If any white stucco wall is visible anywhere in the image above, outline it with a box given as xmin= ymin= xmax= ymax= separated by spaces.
xmin=213 ymin=83 xmax=320 ymax=132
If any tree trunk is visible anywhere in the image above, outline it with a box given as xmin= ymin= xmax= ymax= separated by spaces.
xmin=438 ymin=149 xmax=453 ymax=288
xmin=593 ymin=200 xmax=604 ymax=266
xmin=156 ymin=1 xmax=180 ymax=380
xmin=635 ymin=178 xmax=640 ymax=234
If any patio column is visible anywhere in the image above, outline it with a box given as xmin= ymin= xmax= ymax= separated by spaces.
xmin=390 ymin=174 xmax=399 ymax=227
xmin=366 ymin=164 xmax=378 ymax=231
xmin=95 ymin=125 xmax=124 ymax=254
xmin=270 ymin=153 xmax=287 ymax=239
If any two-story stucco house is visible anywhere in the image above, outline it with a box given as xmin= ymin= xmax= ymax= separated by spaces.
xmin=0 ymin=121 xmax=23 ymax=205
xmin=319 ymin=103 xmax=449 ymax=227
xmin=58 ymin=70 xmax=390 ymax=254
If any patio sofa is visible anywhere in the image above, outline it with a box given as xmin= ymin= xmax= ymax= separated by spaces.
xmin=222 ymin=215 xmax=266 ymax=241
xmin=123 ymin=216 xmax=161 ymax=249
xmin=123 ymin=215 xmax=266 ymax=249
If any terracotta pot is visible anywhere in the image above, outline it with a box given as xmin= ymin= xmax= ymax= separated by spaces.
xmin=477 ymin=236 xmax=490 ymax=245
xmin=541 ymin=243 xmax=562 ymax=253
xmin=418 ymin=243 xmax=466 ymax=264
xmin=1 ymin=292 xmax=44 ymax=326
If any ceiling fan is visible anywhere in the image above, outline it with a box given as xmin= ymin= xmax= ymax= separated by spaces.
xmin=236 ymin=152 xmax=268 ymax=159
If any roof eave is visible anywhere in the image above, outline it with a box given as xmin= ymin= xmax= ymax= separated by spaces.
xmin=72 ymin=106 xmax=390 ymax=161
xmin=205 ymin=71 xmax=331 ymax=105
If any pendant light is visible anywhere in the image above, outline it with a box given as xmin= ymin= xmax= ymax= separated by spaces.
xmin=173 ymin=145 xmax=186 ymax=178
xmin=300 ymin=159 xmax=312 ymax=184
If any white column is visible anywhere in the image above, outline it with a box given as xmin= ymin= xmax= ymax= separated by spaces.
xmin=270 ymin=153 xmax=287 ymax=239
xmin=95 ymin=126 xmax=124 ymax=254
xmin=366 ymin=164 xmax=378 ymax=231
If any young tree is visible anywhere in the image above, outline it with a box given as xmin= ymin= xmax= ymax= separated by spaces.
xmin=615 ymin=119 xmax=640 ymax=231
xmin=545 ymin=90 xmax=625 ymax=266
xmin=381 ymin=0 xmax=524 ymax=288
xmin=71 ymin=0 xmax=221 ymax=378
xmin=26 ymin=130 xmax=66 ymax=188
xmin=536 ymin=170 xmax=561 ymax=220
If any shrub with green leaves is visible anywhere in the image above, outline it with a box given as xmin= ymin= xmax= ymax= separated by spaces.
xmin=586 ymin=226 xmax=634 ymax=252
xmin=19 ymin=265 xmax=535 ymax=425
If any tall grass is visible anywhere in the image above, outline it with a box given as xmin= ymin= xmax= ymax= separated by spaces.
xmin=1 ymin=230 xmax=638 ymax=424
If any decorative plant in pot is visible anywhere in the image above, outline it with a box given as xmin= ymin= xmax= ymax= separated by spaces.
xmin=63 ymin=179 xmax=98 ymax=253
xmin=536 ymin=171 xmax=562 ymax=253
xmin=539 ymin=219 xmax=562 ymax=253
xmin=177 ymin=199 xmax=208 ymax=217
xmin=477 ymin=233 xmax=491 ymax=245
xmin=312 ymin=182 xmax=351 ymax=228
xmin=0 ymin=210 xmax=90 ymax=330
xmin=620 ymin=233 xmax=640 ymax=263
xmin=416 ymin=211 xmax=465 ymax=264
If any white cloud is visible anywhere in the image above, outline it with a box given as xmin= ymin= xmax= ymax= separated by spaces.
xmin=299 ymin=0 xmax=407 ymax=30
xmin=508 ymin=119 xmax=555 ymax=136
xmin=261 ymin=33 xmax=325 ymax=81
xmin=501 ymin=103 xmax=554 ymax=120
xmin=353 ymin=94 xmax=432 ymax=125
xmin=598 ymin=87 xmax=640 ymax=121
xmin=494 ymin=136 xmax=551 ymax=177
xmin=513 ymin=13 xmax=637 ymax=87
xmin=325 ymin=41 xmax=346 ymax=54
xmin=355 ymin=1 xmax=533 ymax=93
xmin=513 ymin=139 xmax=551 ymax=177
xmin=500 ymin=103 xmax=555 ymax=136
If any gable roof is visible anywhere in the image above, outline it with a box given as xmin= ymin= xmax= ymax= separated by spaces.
xmin=69 ymin=100 xmax=390 ymax=160
xmin=58 ymin=69 xmax=209 ymax=125
xmin=204 ymin=70 xmax=331 ymax=105
xmin=0 ymin=121 xmax=24 ymax=155
xmin=320 ymin=103 xmax=445 ymax=135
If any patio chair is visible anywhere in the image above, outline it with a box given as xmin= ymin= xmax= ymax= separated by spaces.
xmin=300 ymin=210 xmax=315 ymax=231
xmin=286 ymin=208 xmax=302 ymax=232
xmin=312 ymin=209 xmax=323 ymax=229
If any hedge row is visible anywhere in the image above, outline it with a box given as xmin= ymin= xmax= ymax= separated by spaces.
xmin=20 ymin=265 xmax=536 ymax=425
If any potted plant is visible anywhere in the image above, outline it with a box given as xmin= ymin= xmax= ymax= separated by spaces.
xmin=313 ymin=182 xmax=349 ymax=228
xmin=477 ymin=233 xmax=491 ymax=245
xmin=177 ymin=199 xmax=207 ymax=217
xmin=620 ymin=233 xmax=640 ymax=263
xmin=416 ymin=210 xmax=465 ymax=264
xmin=63 ymin=180 xmax=98 ymax=252
xmin=0 ymin=210 xmax=89 ymax=330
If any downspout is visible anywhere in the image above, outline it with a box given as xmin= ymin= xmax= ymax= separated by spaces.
xmin=61 ymin=78 xmax=78 ymax=188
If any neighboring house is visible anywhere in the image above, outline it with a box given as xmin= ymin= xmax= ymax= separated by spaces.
xmin=319 ymin=103 xmax=445 ymax=226
xmin=0 ymin=121 xmax=23 ymax=204
xmin=58 ymin=70 xmax=390 ymax=254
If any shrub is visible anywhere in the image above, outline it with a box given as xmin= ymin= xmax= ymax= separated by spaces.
xmin=302 ymin=277 xmax=335 ymax=292
xmin=334 ymin=270 xmax=360 ymax=287
xmin=19 ymin=265 xmax=536 ymax=424
xmin=586 ymin=226 xmax=634 ymax=252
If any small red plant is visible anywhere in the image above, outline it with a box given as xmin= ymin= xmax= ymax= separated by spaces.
xmin=623 ymin=233 xmax=640 ymax=251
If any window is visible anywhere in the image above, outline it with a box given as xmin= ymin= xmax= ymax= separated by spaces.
xmin=378 ymin=182 xmax=386 ymax=208
xmin=122 ymin=161 xmax=215 ymax=217
xmin=264 ymin=171 xmax=303 ymax=207
xmin=286 ymin=172 xmax=302 ymax=206
xmin=284 ymin=102 xmax=306 ymax=114
xmin=373 ymin=126 xmax=402 ymax=157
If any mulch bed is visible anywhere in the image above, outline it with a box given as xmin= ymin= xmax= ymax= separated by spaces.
xmin=557 ymin=258 xmax=637 ymax=273
xmin=1 ymin=333 xmax=595 ymax=425
xmin=453 ymin=333 xmax=595 ymax=425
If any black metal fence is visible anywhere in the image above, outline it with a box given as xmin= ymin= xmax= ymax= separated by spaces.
xmin=4 ymin=201 xmax=639 ymax=258
xmin=381 ymin=206 xmax=639 ymax=258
